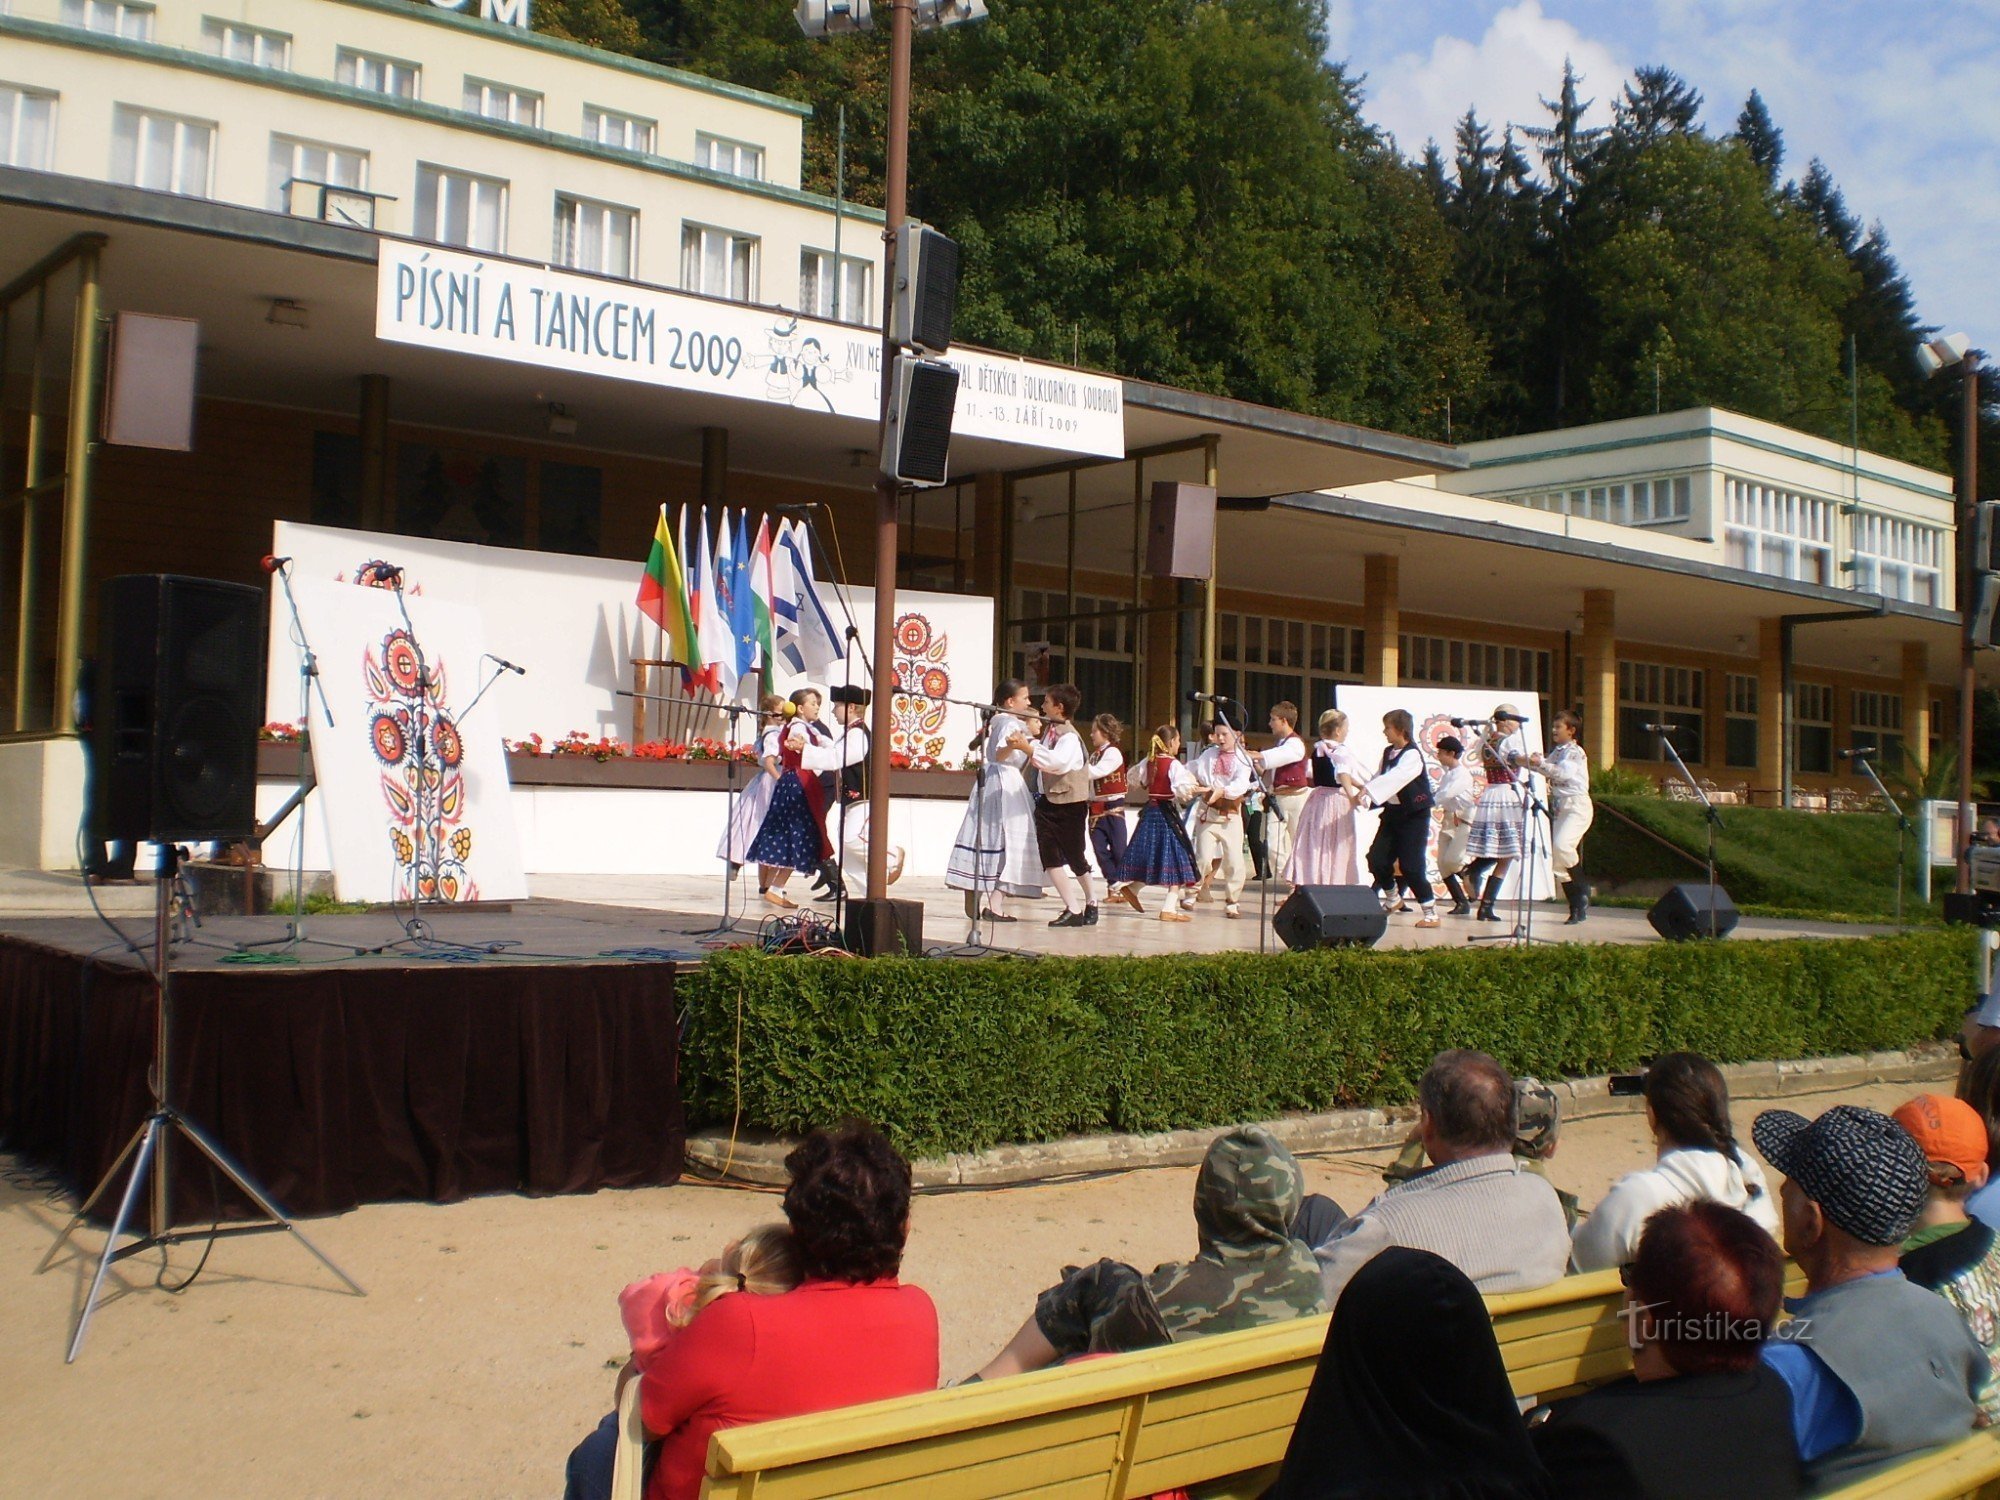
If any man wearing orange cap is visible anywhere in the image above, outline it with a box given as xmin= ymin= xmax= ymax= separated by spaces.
xmin=1895 ymin=1093 xmax=2000 ymax=1424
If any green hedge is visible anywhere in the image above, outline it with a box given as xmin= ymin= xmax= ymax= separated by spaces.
xmin=677 ymin=930 xmax=1979 ymax=1158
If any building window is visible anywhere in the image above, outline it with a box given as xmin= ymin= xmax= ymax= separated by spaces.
xmin=1723 ymin=477 xmax=1835 ymax=585
xmin=59 ymin=0 xmax=153 ymax=38
xmin=799 ymin=248 xmax=872 ymax=322
xmin=681 ymin=224 xmax=758 ymax=301
xmin=463 ymin=78 xmax=542 ymax=127
xmin=269 ymin=135 xmax=368 ymax=212
xmin=1850 ymin=513 xmax=1944 ymax=606
xmin=1850 ymin=690 xmax=1904 ymax=773
xmin=554 ymin=195 xmax=637 ymax=278
xmin=583 ymin=105 xmax=654 ymax=154
xmin=1503 ymin=475 xmax=1693 ymax=526
xmin=1617 ymin=660 xmax=1704 ymax=764
xmin=1401 ymin=633 xmax=1552 ymax=698
xmin=414 ymin=164 xmax=507 ymax=252
xmin=1213 ymin=612 xmax=1364 ymax=720
xmin=337 ymin=48 xmax=420 ymax=100
xmin=1724 ymin=673 xmax=1758 ymax=770
xmin=1011 ymin=589 xmax=1137 ymax=720
xmin=0 ymin=84 xmax=56 ymax=172
xmin=1794 ymin=681 xmax=1833 ymax=776
xmin=110 ymin=105 xmax=213 ymax=197
xmin=694 ymin=133 xmax=764 ymax=180
xmin=201 ymin=17 xmax=290 ymax=68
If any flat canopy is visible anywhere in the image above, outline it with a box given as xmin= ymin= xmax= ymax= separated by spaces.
xmin=0 ymin=171 xmax=1463 ymax=497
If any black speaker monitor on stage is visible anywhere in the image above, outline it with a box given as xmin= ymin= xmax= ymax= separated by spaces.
xmin=96 ymin=574 xmax=263 ymax=844
xmin=1647 ymin=883 xmax=1740 ymax=941
xmin=1274 ymin=885 xmax=1388 ymax=951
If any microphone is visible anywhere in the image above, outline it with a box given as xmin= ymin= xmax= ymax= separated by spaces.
xmin=260 ymin=554 xmax=292 ymax=574
xmin=1186 ymin=690 xmax=1226 ymax=703
xmin=1494 ymin=711 xmax=1531 ymax=723
xmin=1643 ymin=722 xmax=1680 ymax=733
xmin=484 ymin=654 xmax=526 ymax=676
xmin=1448 ymin=717 xmax=1492 ymax=729
xmin=372 ymin=562 xmax=404 ymax=584
xmin=1838 ymin=745 xmax=1877 ymax=759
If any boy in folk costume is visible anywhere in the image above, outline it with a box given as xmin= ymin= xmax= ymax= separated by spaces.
xmin=793 ymin=685 xmax=904 ymax=897
xmin=1524 ymin=709 xmax=1593 ymax=924
xmin=1011 ymin=683 xmax=1098 ymax=927
xmin=1190 ymin=719 xmax=1256 ymax=919
xmin=1085 ymin=713 xmax=1139 ymax=911
xmin=1431 ymin=735 xmax=1479 ymax=916
xmin=1251 ymin=701 xmax=1311 ymax=881
xmin=1355 ymin=708 xmax=1442 ymax=929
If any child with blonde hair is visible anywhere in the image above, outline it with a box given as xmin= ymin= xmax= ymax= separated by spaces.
xmin=1120 ymin=725 xmax=1201 ymax=922
xmin=618 ymin=1222 xmax=803 ymax=1372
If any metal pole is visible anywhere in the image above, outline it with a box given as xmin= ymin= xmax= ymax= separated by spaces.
xmin=1201 ymin=436 xmax=1218 ymax=701
xmin=54 ymin=243 xmax=101 ymax=734
xmin=832 ymin=104 xmax=846 ymax=321
xmin=14 ymin=285 xmax=47 ymax=731
xmin=1958 ymin=352 xmax=1982 ymax=895
xmin=864 ymin=0 xmax=914 ymax=902
xmin=1131 ymin=457 xmax=1144 ymax=738
xmin=1064 ymin=469 xmax=1077 ymax=671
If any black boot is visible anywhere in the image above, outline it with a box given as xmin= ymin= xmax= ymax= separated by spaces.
xmin=1564 ymin=878 xmax=1590 ymax=925
xmin=1476 ymin=872 xmax=1502 ymax=921
xmin=1444 ymin=874 xmax=1473 ymax=916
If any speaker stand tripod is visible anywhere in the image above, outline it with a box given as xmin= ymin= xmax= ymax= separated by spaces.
xmin=37 ymin=845 xmax=364 ymax=1362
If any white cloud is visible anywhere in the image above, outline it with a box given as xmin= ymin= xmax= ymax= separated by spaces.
xmin=1358 ymin=1 xmax=1627 ymax=158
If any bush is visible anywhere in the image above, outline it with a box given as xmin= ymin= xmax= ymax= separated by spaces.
xmin=677 ymin=930 xmax=1977 ymax=1157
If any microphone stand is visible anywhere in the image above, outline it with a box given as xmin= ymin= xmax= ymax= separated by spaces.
xmin=1851 ymin=751 xmax=1910 ymax=926
xmin=617 ymin=688 xmax=761 ymax=937
xmin=454 ymin=656 xmax=519 ymax=727
xmin=1656 ymin=725 xmax=1723 ymax=937
xmin=1212 ymin=698 xmax=1276 ymax=956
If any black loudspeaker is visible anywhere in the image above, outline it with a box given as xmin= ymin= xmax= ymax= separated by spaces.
xmin=844 ymin=897 xmax=925 ymax=957
xmin=880 ymin=354 xmax=959 ymax=487
xmin=1647 ymin=883 xmax=1740 ymax=941
xmin=96 ymin=574 xmax=263 ymax=843
xmin=1146 ymin=481 xmax=1217 ymax=580
xmin=1273 ymin=885 xmax=1388 ymax=951
xmin=889 ymin=223 xmax=959 ymax=354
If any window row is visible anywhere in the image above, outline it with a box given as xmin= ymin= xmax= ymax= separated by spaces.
xmin=1723 ymin=477 xmax=1835 ymax=586
xmin=52 ymin=2 xmax=770 ymax=181
xmin=1616 ymin=660 xmax=1706 ymax=765
xmin=1401 ymin=634 xmax=1552 ymax=697
xmin=1502 ymin=474 xmax=1693 ymax=527
xmin=1850 ymin=512 xmax=1945 ymax=607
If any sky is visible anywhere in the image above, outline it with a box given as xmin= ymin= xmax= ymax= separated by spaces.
xmin=1326 ymin=1 xmax=2000 ymax=363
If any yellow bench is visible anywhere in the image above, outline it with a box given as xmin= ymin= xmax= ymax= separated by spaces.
xmin=603 ymin=1266 xmax=2000 ymax=1500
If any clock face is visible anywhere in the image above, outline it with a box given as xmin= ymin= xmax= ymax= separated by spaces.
xmin=324 ymin=190 xmax=375 ymax=229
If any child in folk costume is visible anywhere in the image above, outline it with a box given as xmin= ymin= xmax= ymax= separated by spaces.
xmin=1087 ymin=713 xmax=1140 ymax=911
xmin=1190 ymin=719 xmax=1256 ymax=918
xmin=1462 ymin=702 xmax=1531 ymax=922
xmin=1431 ymin=735 xmax=1479 ymax=915
xmin=716 ymin=694 xmax=790 ymax=897
xmin=1012 ymin=683 xmax=1098 ymax=928
xmin=794 ymin=685 xmax=905 ymax=896
xmin=1283 ymin=709 xmax=1365 ymax=887
xmin=744 ymin=687 xmax=834 ymax=907
xmin=1356 ymin=708 xmax=1442 ymax=929
xmin=944 ymin=677 xmax=1043 ymax=923
xmin=1252 ymin=701 xmax=1311 ymax=879
xmin=1122 ymin=724 xmax=1201 ymax=922
xmin=1524 ymin=709 xmax=1592 ymax=924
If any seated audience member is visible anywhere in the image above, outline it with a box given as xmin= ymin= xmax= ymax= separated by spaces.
xmin=1267 ymin=1248 xmax=1552 ymax=1500
xmin=1373 ymin=1076 xmax=1578 ymax=1232
xmin=617 ymin=1223 xmax=801 ymax=1376
xmin=1960 ymin=988 xmax=2000 ymax=1066
xmin=1754 ymin=1104 xmax=1987 ymax=1488
xmin=1532 ymin=1202 xmax=1799 ymax=1499
xmin=1305 ymin=1050 xmax=1570 ymax=1303
xmin=1958 ymin=1045 xmax=2000 ymax=1230
xmin=564 ymin=1123 xmax=939 ymax=1500
xmin=975 ymin=1125 xmax=1326 ymax=1379
xmin=1571 ymin=1052 xmax=1779 ymax=1272
xmin=1894 ymin=1094 xmax=2000 ymax=1423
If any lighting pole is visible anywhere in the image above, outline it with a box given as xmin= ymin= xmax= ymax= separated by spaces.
xmin=1921 ymin=332 xmax=1983 ymax=892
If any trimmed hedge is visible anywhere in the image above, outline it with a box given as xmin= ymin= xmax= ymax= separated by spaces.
xmin=677 ymin=930 xmax=1978 ymax=1158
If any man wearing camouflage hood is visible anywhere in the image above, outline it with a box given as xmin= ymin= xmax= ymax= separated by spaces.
xmin=973 ymin=1126 xmax=1328 ymax=1379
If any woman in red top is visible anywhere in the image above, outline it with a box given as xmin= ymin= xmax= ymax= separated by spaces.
xmin=563 ymin=1124 xmax=940 ymax=1500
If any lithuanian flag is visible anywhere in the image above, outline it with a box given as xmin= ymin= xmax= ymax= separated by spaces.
xmin=635 ymin=504 xmax=698 ymax=678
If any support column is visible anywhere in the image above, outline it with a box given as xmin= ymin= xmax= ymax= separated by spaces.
xmin=970 ymin=471 xmax=1003 ymax=598
xmin=52 ymin=242 xmax=101 ymax=735
xmin=14 ymin=283 xmax=49 ymax=732
xmin=1760 ymin=620 xmax=1792 ymax=804
xmin=1580 ymin=588 xmax=1616 ymax=770
xmin=1902 ymin=642 xmax=1931 ymax=771
xmin=1362 ymin=554 xmax=1399 ymax=687
xmin=1200 ymin=437 xmax=1218 ymax=701
xmin=358 ymin=374 xmax=390 ymax=531
xmin=700 ymin=426 xmax=728 ymax=506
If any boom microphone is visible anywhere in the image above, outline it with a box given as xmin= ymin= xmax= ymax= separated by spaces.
xmin=1838 ymin=745 xmax=1877 ymax=759
xmin=260 ymin=554 xmax=291 ymax=573
xmin=1643 ymin=722 xmax=1680 ymax=733
xmin=1186 ymin=690 xmax=1227 ymax=703
xmin=1448 ymin=717 xmax=1492 ymax=728
xmin=484 ymin=654 xmax=527 ymax=676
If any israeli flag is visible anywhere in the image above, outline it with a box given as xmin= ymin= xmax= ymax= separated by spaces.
xmin=773 ymin=519 xmax=843 ymax=676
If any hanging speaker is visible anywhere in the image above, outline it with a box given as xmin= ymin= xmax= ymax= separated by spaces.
xmin=889 ymin=223 xmax=960 ymax=355
xmin=103 ymin=312 xmax=199 ymax=451
xmin=880 ymin=353 xmax=959 ymax=487
xmin=1147 ymin=481 xmax=1217 ymax=580
xmin=95 ymin=575 xmax=263 ymax=844
xmin=1273 ymin=885 xmax=1387 ymax=950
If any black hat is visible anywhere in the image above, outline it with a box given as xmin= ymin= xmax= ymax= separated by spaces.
xmin=829 ymin=685 xmax=870 ymax=707
xmin=1751 ymin=1104 xmax=1929 ymax=1246
xmin=1438 ymin=735 xmax=1464 ymax=756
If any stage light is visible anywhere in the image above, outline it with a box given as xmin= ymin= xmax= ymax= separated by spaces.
xmin=546 ymin=403 xmax=578 ymax=437
xmin=1918 ymin=331 xmax=1973 ymax=376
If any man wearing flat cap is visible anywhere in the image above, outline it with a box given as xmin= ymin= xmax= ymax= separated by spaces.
xmin=1753 ymin=1104 xmax=1987 ymax=1486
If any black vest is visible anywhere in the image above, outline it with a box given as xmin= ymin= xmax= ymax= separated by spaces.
xmin=1378 ymin=744 xmax=1434 ymax=819
xmin=839 ymin=728 xmax=869 ymax=802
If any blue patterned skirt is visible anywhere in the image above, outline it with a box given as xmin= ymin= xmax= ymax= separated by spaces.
xmin=746 ymin=772 xmax=830 ymax=875
xmin=1124 ymin=801 xmax=1199 ymax=888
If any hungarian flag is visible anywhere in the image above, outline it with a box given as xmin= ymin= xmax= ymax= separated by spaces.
xmin=750 ymin=514 xmax=776 ymax=675
xmin=635 ymin=505 xmax=698 ymax=683
xmin=693 ymin=507 xmax=735 ymax=698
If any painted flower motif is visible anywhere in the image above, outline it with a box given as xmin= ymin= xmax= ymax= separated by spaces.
xmin=390 ymin=829 xmax=413 ymax=863
xmin=371 ymin=713 xmax=407 ymax=765
xmin=433 ymin=714 xmax=464 ymax=769
xmin=895 ymin=614 xmax=931 ymax=654
xmin=921 ymin=666 xmax=950 ymax=699
xmin=450 ymin=828 xmax=473 ymax=860
xmin=383 ymin=632 xmax=424 ymax=694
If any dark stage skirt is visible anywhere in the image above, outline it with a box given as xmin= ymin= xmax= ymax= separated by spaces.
xmin=745 ymin=771 xmax=833 ymax=873
xmin=1124 ymin=801 xmax=1199 ymax=888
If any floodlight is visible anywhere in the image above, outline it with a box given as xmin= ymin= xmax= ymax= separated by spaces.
xmin=1919 ymin=331 xmax=1974 ymax=377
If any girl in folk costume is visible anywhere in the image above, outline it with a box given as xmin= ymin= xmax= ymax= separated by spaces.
xmin=1525 ymin=708 xmax=1593 ymax=924
xmin=945 ymin=678 xmax=1044 ymax=922
xmin=1087 ymin=713 xmax=1140 ymax=911
xmin=744 ymin=686 xmax=834 ymax=908
xmin=1462 ymin=701 xmax=1531 ymax=922
xmin=715 ymin=694 xmax=789 ymax=897
xmin=1122 ymin=724 xmax=1202 ymax=923
xmin=1283 ymin=709 xmax=1365 ymax=887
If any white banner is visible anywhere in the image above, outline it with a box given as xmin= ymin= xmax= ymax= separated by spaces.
xmin=374 ymin=240 xmax=1124 ymax=459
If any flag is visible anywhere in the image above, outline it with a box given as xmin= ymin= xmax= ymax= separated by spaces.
xmin=769 ymin=519 xmax=804 ymax=674
xmin=726 ymin=508 xmax=757 ymax=694
xmin=673 ymin=506 xmax=706 ymax=690
xmin=693 ymin=507 xmax=735 ymax=698
xmin=635 ymin=505 xmax=698 ymax=683
xmin=750 ymin=514 xmax=776 ymax=677
xmin=775 ymin=518 xmax=844 ymax=676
